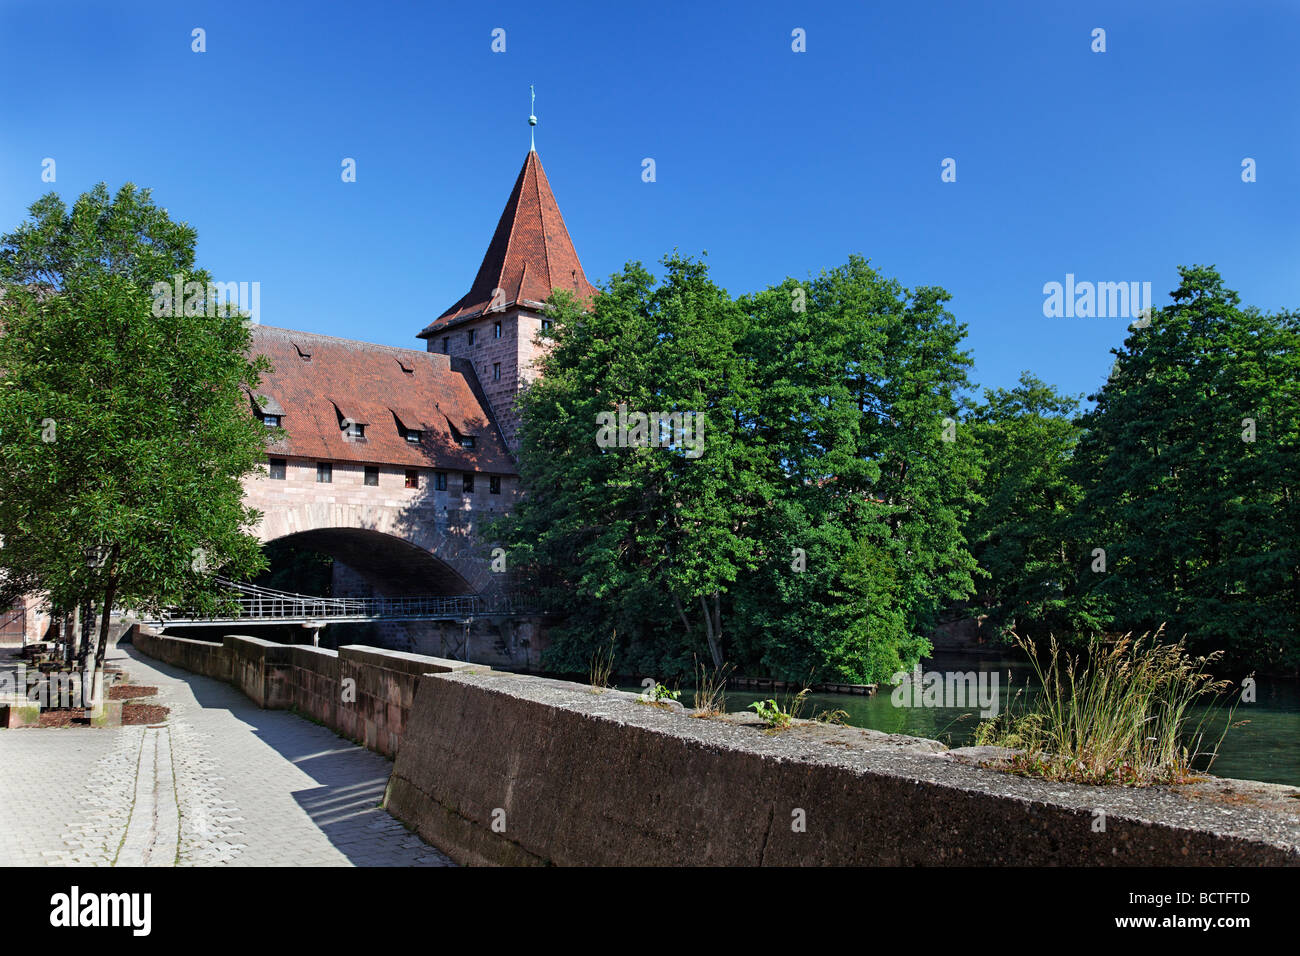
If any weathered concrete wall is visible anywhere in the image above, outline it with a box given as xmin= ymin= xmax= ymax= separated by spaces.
xmin=134 ymin=629 xmax=1300 ymax=867
xmin=385 ymin=671 xmax=1300 ymax=867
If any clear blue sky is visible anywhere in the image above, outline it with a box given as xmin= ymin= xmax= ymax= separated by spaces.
xmin=2 ymin=0 xmax=1296 ymax=404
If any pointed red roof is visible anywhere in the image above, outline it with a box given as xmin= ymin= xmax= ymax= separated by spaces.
xmin=419 ymin=151 xmax=597 ymax=336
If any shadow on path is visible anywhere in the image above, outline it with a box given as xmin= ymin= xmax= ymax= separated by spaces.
xmin=115 ymin=645 xmax=451 ymax=867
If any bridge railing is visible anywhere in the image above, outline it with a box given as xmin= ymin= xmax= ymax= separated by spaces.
xmin=150 ymin=578 xmax=537 ymax=623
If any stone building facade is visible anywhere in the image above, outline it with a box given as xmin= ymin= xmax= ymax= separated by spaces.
xmin=234 ymin=150 xmax=596 ymax=665
xmin=5 ymin=149 xmax=594 ymax=667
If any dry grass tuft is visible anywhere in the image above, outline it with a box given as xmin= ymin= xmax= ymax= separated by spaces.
xmin=974 ymin=628 xmax=1238 ymax=786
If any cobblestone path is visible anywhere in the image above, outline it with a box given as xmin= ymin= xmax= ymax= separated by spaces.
xmin=0 ymin=645 xmax=453 ymax=867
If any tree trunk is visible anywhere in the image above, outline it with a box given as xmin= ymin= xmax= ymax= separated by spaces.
xmin=93 ymin=547 xmax=121 ymax=665
xmin=712 ymin=592 xmax=723 ymax=662
xmin=84 ymin=545 xmax=122 ymax=711
xmin=63 ymin=610 xmax=77 ymax=663
xmin=698 ymin=595 xmax=723 ymax=670
xmin=671 ymin=593 xmax=692 ymax=636
xmin=79 ymin=600 xmax=92 ymax=664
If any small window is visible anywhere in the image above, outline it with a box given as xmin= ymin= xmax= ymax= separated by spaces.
xmin=263 ymin=414 xmax=281 ymax=428
xmin=434 ymin=471 xmax=447 ymax=491
xmin=404 ymin=428 xmax=422 ymax=444
xmin=405 ymin=469 xmax=419 ymax=489
xmin=459 ymin=436 xmax=476 ymax=450
xmin=316 ymin=462 xmax=332 ymax=484
xmin=541 ymin=318 xmax=552 ymax=331
xmin=442 ymin=337 xmax=450 ymax=354
xmin=364 ymin=466 xmax=379 ymax=486
xmin=494 ymin=321 xmax=502 ymax=339
xmin=490 ymin=475 xmax=501 ymax=495
xmin=493 ymin=362 xmax=501 ymax=381
xmin=468 ymin=329 xmax=477 ymax=346
xmin=463 ymin=473 xmax=475 ymax=494
xmin=269 ymin=458 xmax=286 ymax=480
xmin=343 ymin=422 xmax=365 ymax=440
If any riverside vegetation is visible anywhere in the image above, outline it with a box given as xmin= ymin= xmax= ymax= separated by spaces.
xmin=973 ymin=630 xmax=1240 ymax=786
xmin=496 ymin=257 xmax=1300 ymax=687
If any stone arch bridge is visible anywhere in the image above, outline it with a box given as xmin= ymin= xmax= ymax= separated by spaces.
xmin=187 ymin=477 xmax=546 ymax=670
xmin=253 ymin=500 xmax=494 ymax=598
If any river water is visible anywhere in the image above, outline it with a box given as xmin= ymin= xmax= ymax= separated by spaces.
xmin=630 ymin=651 xmax=1300 ymax=787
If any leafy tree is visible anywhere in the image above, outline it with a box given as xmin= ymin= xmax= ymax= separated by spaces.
xmin=502 ymin=253 xmax=981 ymax=684
xmin=496 ymin=255 xmax=769 ymax=675
xmin=0 ymin=183 xmax=272 ymax=693
xmin=1072 ymin=266 xmax=1300 ymax=671
xmin=965 ymin=373 xmax=1103 ymax=640
xmin=856 ymin=276 xmax=983 ymax=642
xmin=731 ymin=257 xmax=980 ymax=682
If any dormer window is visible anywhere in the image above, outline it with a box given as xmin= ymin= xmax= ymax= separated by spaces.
xmin=459 ymin=436 xmax=476 ymax=450
xmin=332 ymin=401 xmax=368 ymax=441
xmin=249 ymin=391 xmax=286 ymax=426
xmin=404 ymin=428 xmax=423 ymax=444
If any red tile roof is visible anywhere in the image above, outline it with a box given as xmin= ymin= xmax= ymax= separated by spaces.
xmin=248 ymin=325 xmax=516 ymax=474
xmin=418 ymin=151 xmax=597 ymax=336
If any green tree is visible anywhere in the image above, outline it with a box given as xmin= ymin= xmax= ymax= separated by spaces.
xmin=0 ymin=183 xmax=272 ymax=695
xmin=965 ymin=373 xmax=1102 ymax=640
xmin=503 ymin=253 xmax=981 ymax=684
xmin=1073 ymin=266 xmax=1300 ymax=670
xmin=731 ymin=257 xmax=980 ymax=683
xmin=497 ymin=255 xmax=768 ymax=675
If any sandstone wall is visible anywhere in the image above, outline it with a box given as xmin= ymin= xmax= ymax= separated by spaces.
xmin=132 ymin=627 xmax=470 ymax=757
xmin=132 ymin=628 xmax=1300 ymax=867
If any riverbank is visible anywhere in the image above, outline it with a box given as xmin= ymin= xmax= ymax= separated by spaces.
xmin=131 ymin=628 xmax=1300 ymax=866
xmin=626 ymin=651 xmax=1300 ymax=788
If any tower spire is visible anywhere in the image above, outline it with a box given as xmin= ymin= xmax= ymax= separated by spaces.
xmin=528 ymin=85 xmax=537 ymax=152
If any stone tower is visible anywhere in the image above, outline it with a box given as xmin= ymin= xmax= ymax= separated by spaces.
xmin=417 ymin=151 xmax=597 ymax=453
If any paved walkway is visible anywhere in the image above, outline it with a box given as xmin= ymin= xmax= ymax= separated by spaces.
xmin=0 ymin=645 xmax=453 ymax=867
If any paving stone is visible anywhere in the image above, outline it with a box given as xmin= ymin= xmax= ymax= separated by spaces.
xmin=0 ymin=645 xmax=454 ymax=867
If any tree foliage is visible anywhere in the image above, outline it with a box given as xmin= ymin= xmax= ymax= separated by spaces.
xmin=965 ymin=373 xmax=1102 ymax=639
xmin=498 ymin=254 xmax=979 ymax=683
xmin=1071 ymin=266 xmax=1300 ymax=670
xmin=0 ymin=183 xmax=272 ymax=665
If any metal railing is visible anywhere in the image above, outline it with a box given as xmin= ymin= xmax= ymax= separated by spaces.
xmin=148 ymin=578 xmax=536 ymax=624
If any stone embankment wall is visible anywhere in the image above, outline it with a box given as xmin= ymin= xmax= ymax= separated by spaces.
xmin=132 ymin=628 xmax=470 ymax=757
xmin=132 ymin=628 xmax=1300 ymax=866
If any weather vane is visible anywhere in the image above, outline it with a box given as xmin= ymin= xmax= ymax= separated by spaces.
xmin=529 ymin=85 xmax=537 ymax=151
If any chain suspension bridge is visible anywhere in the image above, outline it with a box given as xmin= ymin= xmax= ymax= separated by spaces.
xmin=143 ymin=578 xmax=537 ymax=627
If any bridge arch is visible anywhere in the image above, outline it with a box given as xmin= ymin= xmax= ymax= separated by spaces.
xmin=253 ymin=502 xmax=493 ymax=595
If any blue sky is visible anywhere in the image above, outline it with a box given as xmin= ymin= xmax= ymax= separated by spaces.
xmin=1 ymin=0 xmax=1296 ymax=405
